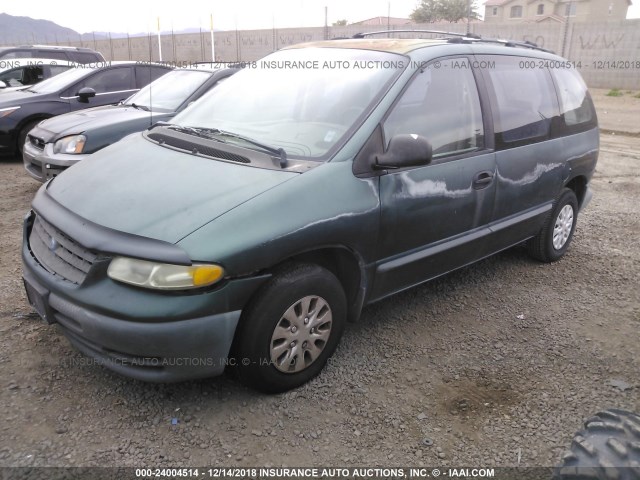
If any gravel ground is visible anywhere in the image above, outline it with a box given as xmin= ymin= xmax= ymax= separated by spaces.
xmin=0 ymin=129 xmax=638 ymax=469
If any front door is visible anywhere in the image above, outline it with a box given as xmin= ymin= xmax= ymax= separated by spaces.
xmin=371 ymin=57 xmax=496 ymax=301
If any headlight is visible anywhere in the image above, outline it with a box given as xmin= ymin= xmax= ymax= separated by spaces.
xmin=53 ymin=134 xmax=86 ymax=154
xmin=0 ymin=106 xmax=20 ymax=118
xmin=107 ymin=257 xmax=225 ymax=290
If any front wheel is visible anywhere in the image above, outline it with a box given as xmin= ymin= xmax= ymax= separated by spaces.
xmin=232 ymin=263 xmax=347 ymax=393
xmin=17 ymin=120 xmax=40 ymax=155
xmin=527 ymin=188 xmax=579 ymax=262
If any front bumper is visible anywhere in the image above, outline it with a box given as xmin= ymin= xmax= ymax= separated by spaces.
xmin=23 ymin=140 xmax=88 ymax=182
xmin=22 ymin=210 xmax=270 ymax=382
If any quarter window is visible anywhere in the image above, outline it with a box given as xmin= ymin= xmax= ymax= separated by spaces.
xmin=383 ymin=58 xmax=484 ymax=160
xmin=493 ymin=7 xmax=498 ymax=15
xmin=537 ymin=4 xmax=545 ymax=14
xmin=482 ymin=56 xmax=559 ymax=149
xmin=510 ymin=5 xmax=523 ymax=17
xmin=550 ymin=67 xmax=596 ymax=133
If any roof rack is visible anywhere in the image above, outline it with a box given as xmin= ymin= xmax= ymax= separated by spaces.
xmin=353 ymin=29 xmax=480 ymax=39
xmin=17 ymin=44 xmax=93 ymax=51
xmin=351 ymin=30 xmax=553 ymax=53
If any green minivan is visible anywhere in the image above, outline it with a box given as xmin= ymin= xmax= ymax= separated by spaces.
xmin=22 ymin=34 xmax=598 ymax=392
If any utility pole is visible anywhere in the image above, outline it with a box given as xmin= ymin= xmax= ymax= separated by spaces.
xmin=210 ymin=14 xmax=216 ymax=63
xmin=157 ymin=17 xmax=162 ymax=61
xmin=324 ymin=6 xmax=328 ymax=40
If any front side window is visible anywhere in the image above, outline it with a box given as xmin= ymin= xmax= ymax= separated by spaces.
xmin=37 ymin=50 xmax=67 ymax=60
xmin=173 ymin=48 xmax=405 ymax=160
xmin=482 ymin=55 xmax=559 ymax=149
xmin=0 ymin=50 xmax=33 ymax=59
xmin=383 ymin=58 xmax=484 ymax=160
xmin=510 ymin=5 xmax=523 ymax=17
xmin=77 ymin=67 xmax=135 ymax=94
xmin=72 ymin=52 xmax=100 ymax=64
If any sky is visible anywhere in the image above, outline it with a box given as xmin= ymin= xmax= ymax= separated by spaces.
xmin=2 ymin=0 xmax=639 ymax=34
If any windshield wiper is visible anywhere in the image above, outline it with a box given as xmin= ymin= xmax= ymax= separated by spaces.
xmin=129 ymin=103 xmax=150 ymax=111
xmin=205 ymin=128 xmax=288 ymax=168
xmin=152 ymin=124 xmax=288 ymax=168
xmin=155 ymin=123 xmax=226 ymax=141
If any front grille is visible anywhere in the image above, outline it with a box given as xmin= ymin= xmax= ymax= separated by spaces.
xmin=29 ymin=215 xmax=97 ymax=284
xmin=147 ymin=132 xmax=251 ymax=164
xmin=28 ymin=134 xmax=45 ymax=150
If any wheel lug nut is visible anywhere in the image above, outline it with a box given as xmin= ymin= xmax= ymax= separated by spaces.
xmin=302 ymin=341 xmax=308 ymax=348
xmin=291 ymin=326 xmax=297 ymax=333
xmin=290 ymin=341 xmax=296 ymax=348
xmin=304 ymin=317 xmax=309 ymax=324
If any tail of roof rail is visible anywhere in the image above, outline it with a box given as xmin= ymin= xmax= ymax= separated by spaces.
xmin=469 ymin=38 xmax=554 ymax=54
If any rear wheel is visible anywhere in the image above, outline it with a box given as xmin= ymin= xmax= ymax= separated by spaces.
xmin=527 ymin=188 xmax=579 ymax=262
xmin=232 ymin=263 xmax=346 ymax=393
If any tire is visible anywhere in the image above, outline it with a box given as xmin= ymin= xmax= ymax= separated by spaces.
xmin=17 ymin=120 xmax=40 ymax=155
xmin=554 ymin=409 xmax=640 ymax=480
xmin=231 ymin=263 xmax=347 ymax=393
xmin=527 ymin=188 xmax=579 ymax=262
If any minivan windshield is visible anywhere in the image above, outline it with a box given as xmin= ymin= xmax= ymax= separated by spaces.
xmin=172 ymin=48 xmax=406 ymax=160
xmin=125 ymin=69 xmax=211 ymax=112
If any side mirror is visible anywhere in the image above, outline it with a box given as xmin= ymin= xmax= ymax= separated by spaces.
xmin=77 ymin=87 xmax=96 ymax=103
xmin=374 ymin=134 xmax=432 ymax=170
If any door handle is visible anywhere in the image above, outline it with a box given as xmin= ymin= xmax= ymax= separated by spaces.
xmin=472 ymin=170 xmax=494 ymax=189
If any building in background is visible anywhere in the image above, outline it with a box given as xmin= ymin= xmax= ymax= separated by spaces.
xmin=484 ymin=0 xmax=631 ymax=22
xmin=349 ymin=16 xmax=415 ymax=26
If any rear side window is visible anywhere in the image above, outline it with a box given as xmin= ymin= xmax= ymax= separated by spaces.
xmin=383 ymin=57 xmax=484 ymax=160
xmin=481 ymin=55 xmax=559 ymax=150
xmin=70 ymin=52 xmax=101 ymax=63
xmin=135 ymin=66 xmax=170 ymax=88
xmin=550 ymin=67 xmax=597 ymax=134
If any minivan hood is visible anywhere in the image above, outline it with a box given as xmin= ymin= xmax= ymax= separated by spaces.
xmin=35 ymin=104 xmax=161 ymax=142
xmin=46 ymin=133 xmax=298 ymax=245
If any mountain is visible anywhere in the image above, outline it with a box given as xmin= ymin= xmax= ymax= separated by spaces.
xmin=0 ymin=13 xmax=218 ymax=46
xmin=0 ymin=13 xmax=91 ymax=45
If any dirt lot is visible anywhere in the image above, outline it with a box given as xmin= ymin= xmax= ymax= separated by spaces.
xmin=1 ymin=99 xmax=639 ymax=469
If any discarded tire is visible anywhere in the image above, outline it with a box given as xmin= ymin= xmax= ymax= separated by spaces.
xmin=554 ymin=409 xmax=640 ymax=480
